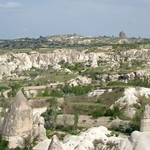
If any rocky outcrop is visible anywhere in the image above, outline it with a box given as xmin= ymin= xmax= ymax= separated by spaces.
xmin=111 ymin=87 xmax=150 ymax=118
xmin=1 ymin=48 xmax=150 ymax=81
xmin=32 ymin=112 xmax=47 ymax=141
xmin=64 ymin=126 xmax=121 ymax=150
xmin=33 ymin=139 xmax=51 ymax=150
xmin=140 ymin=104 xmax=150 ymax=132
xmin=0 ymin=50 xmax=114 ymax=79
xmin=68 ymin=76 xmax=91 ymax=86
xmin=2 ymin=91 xmax=33 ymax=148
xmin=1 ymin=91 xmax=47 ymax=148
xmin=120 ymin=131 xmax=150 ymax=150
xmin=33 ymin=126 xmax=121 ymax=150
xmin=119 ymin=49 xmax=150 ymax=62
xmin=2 ymin=91 xmax=33 ymax=137
xmin=33 ymin=125 xmax=150 ymax=150
xmin=48 ymin=135 xmax=65 ymax=150
xmin=33 ymin=135 xmax=65 ymax=150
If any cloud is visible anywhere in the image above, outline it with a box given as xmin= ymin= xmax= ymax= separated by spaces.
xmin=0 ymin=2 xmax=21 ymax=8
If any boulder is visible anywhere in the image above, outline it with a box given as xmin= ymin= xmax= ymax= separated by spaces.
xmin=33 ymin=139 xmax=51 ymax=150
xmin=120 ymin=131 xmax=150 ymax=150
xmin=64 ymin=126 xmax=121 ymax=150
xmin=33 ymin=135 xmax=65 ymax=150
xmin=68 ymin=76 xmax=91 ymax=86
xmin=48 ymin=135 xmax=65 ymax=150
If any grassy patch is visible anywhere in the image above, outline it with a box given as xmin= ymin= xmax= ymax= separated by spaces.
xmin=63 ymin=101 xmax=105 ymax=115
xmin=96 ymin=88 xmax=124 ymax=107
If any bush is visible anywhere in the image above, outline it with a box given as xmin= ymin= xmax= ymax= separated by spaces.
xmin=42 ymin=98 xmax=57 ymax=129
xmin=56 ymin=125 xmax=78 ymax=135
xmin=105 ymin=106 xmax=122 ymax=118
xmin=128 ymin=77 xmax=150 ymax=87
xmin=90 ymin=109 xmax=105 ymax=119
xmin=112 ymin=111 xmax=141 ymax=134
xmin=61 ymin=85 xmax=92 ymax=96
xmin=50 ymin=90 xmax=63 ymax=97
xmin=0 ymin=86 xmax=10 ymax=92
xmin=0 ymin=136 xmax=8 ymax=150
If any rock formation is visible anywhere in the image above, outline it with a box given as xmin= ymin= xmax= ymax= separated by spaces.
xmin=2 ymin=91 xmax=33 ymax=148
xmin=64 ymin=126 xmax=121 ymax=150
xmin=0 ymin=50 xmax=114 ymax=79
xmin=1 ymin=91 xmax=47 ymax=148
xmin=1 ymin=48 xmax=150 ymax=81
xmin=119 ymin=31 xmax=126 ymax=39
xmin=111 ymin=87 xmax=150 ymax=119
xmin=34 ymin=126 xmax=121 ymax=150
xmin=120 ymin=131 xmax=150 ymax=150
xmin=2 ymin=91 xmax=33 ymax=136
xmin=48 ymin=135 xmax=65 ymax=150
xmin=32 ymin=112 xmax=47 ymax=141
xmin=68 ymin=76 xmax=91 ymax=86
xmin=140 ymin=104 xmax=150 ymax=132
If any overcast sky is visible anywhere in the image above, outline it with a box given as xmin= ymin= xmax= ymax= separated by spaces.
xmin=0 ymin=0 xmax=150 ymax=39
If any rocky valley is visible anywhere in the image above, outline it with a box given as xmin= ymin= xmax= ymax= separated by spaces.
xmin=1 ymin=34 xmax=150 ymax=149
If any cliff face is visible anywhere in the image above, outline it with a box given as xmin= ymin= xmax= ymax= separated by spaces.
xmin=0 ymin=49 xmax=112 ymax=77
xmin=0 ymin=49 xmax=117 ymax=78
xmin=1 ymin=48 xmax=150 ymax=79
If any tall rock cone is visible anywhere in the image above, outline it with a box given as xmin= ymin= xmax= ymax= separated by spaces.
xmin=2 ymin=90 xmax=33 ymax=137
xmin=140 ymin=104 xmax=150 ymax=132
xmin=48 ymin=135 xmax=65 ymax=150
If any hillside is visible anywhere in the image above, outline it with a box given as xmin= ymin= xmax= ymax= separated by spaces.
xmin=1 ymin=34 xmax=150 ymax=149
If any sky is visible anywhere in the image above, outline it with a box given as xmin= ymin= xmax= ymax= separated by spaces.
xmin=0 ymin=0 xmax=150 ymax=39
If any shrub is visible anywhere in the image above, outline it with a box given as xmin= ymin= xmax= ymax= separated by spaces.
xmin=56 ymin=125 xmax=78 ymax=135
xmin=50 ymin=90 xmax=63 ymax=97
xmin=42 ymin=98 xmax=57 ymax=129
xmin=61 ymin=85 xmax=92 ymax=96
xmin=105 ymin=106 xmax=122 ymax=118
xmin=112 ymin=111 xmax=141 ymax=134
xmin=90 ymin=108 xmax=105 ymax=119
xmin=0 ymin=86 xmax=10 ymax=92
xmin=0 ymin=136 xmax=8 ymax=150
xmin=128 ymin=77 xmax=150 ymax=87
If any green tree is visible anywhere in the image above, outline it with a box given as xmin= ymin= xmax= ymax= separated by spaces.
xmin=42 ymin=98 xmax=58 ymax=129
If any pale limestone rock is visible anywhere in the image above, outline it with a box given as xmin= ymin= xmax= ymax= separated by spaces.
xmin=64 ymin=126 xmax=121 ymax=150
xmin=48 ymin=135 xmax=65 ymax=150
xmin=68 ymin=76 xmax=91 ymax=86
xmin=140 ymin=104 xmax=150 ymax=132
xmin=64 ymin=68 xmax=72 ymax=74
xmin=33 ymin=135 xmax=65 ymax=150
xmin=2 ymin=91 xmax=33 ymax=148
xmin=33 ymin=139 xmax=51 ymax=150
xmin=88 ymin=89 xmax=106 ymax=97
xmin=32 ymin=113 xmax=47 ymax=141
xmin=2 ymin=91 xmax=33 ymax=137
xmin=24 ymin=89 xmax=38 ymax=98
xmin=124 ymin=107 xmax=136 ymax=119
xmin=1 ymin=48 xmax=150 ymax=79
xmin=120 ymin=131 xmax=150 ymax=150
xmin=53 ymin=64 xmax=61 ymax=71
xmin=0 ymin=49 xmax=114 ymax=79
xmin=5 ymin=136 xmax=24 ymax=149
